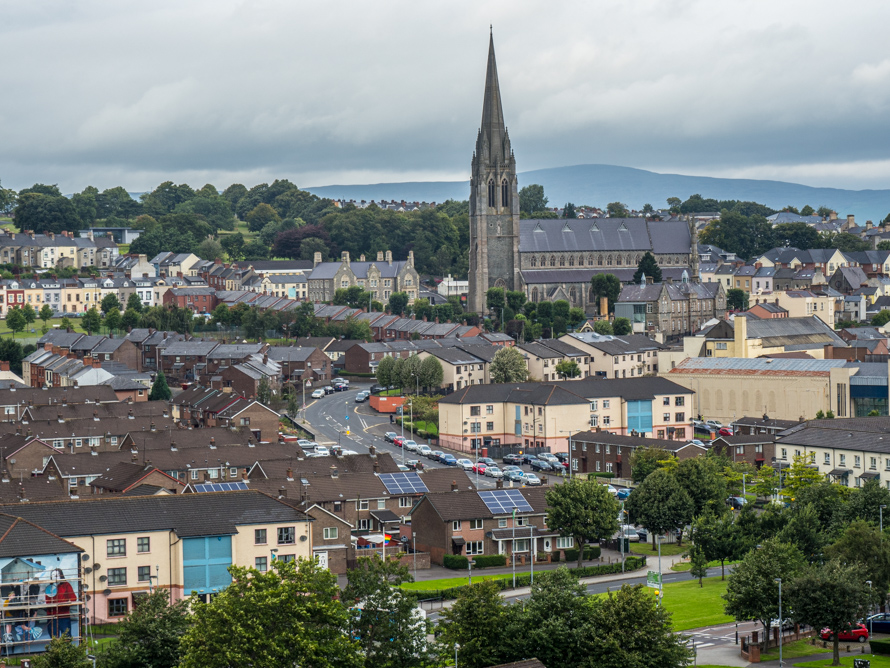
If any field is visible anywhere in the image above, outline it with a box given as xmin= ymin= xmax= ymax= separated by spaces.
xmin=648 ymin=576 xmax=733 ymax=631
xmin=630 ymin=542 xmax=687 ymax=557
xmin=0 ymin=317 xmax=91 ymax=337
xmin=796 ymin=656 xmax=890 ymax=667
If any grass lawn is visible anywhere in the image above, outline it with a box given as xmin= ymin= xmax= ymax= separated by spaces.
xmin=0 ymin=317 xmax=91 ymax=337
xmin=759 ymin=638 xmax=825 ymax=662
xmin=648 ymin=576 xmax=733 ymax=631
xmin=218 ymin=219 xmax=257 ymax=242
xmin=402 ymin=572 xmax=523 ymax=590
xmin=795 ymin=656 xmax=890 ymax=667
xmin=630 ymin=542 xmax=687 ymax=557
xmin=671 ymin=559 xmax=739 ymax=572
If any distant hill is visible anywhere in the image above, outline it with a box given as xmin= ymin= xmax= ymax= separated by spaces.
xmin=306 ymin=164 xmax=890 ymax=222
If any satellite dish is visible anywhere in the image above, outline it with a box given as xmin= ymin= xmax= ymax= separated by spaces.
xmin=99 ymin=575 xmax=107 ymax=583
xmin=92 ymin=563 xmax=101 ymax=570
xmin=81 ymin=554 xmax=90 ymax=561
xmin=102 ymin=589 xmax=111 ymax=597
xmin=83 ymin=567 xmax=92 ymax=574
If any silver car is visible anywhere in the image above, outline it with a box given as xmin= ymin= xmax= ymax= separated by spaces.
xmin=417 ymin=445 xmax=432 ymax=457
xmin=484 ymin=466 xmax=504 ymax=479
xmin=404 ymin=440 xmax=419 ymax=452
xmin=457 ymin=458 xmax=474 ymax=471
xmin=522 ymin=473 xmax=542 ymax=486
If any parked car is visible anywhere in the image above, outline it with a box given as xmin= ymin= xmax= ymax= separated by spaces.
xmin=457 ymin=459 xmax=474 ymax=471
xmin=636 ymin=527 xmax=648 ymax=542
xmin=478 ymin=457 xmax=497 ymax=467
xmin=297 ymin=439 xmax=313 ymax=448
xmin=393 ymin=436 xmax=406 ymax=448
xmin=440 ymin=455 xmax=458 ymax=466
xmin=520 ymin=454 xmax=539 ymax=465
xmin=688 ymin=438 xmax=704 ymax=446
xmin=614 ymin=525 xmax=640 ymax=542
xmin=314 ymin=446 xmax=330 ymax=457
xmin=770 ymin=618 xmax=794 ymax=631
xmin=333 ymin=384 xmax=347 ymax=392
xmin=502 ymin=454 xmax=523 ymax=466
xmin=820 ymin=624 xmax=868 ymax=642
xmin=472 ymin=462 xmax=488 ymax=475
xmin=538 ymin=453 xmax=560 ymax=465
xmin=726 ymin=496 xmax=747 ymax=510
xmin=417 ymin=445 xmax=432 ymax=457
xmin=521 ymin=472 xmax=542 ymax=486
xmin=718 ymin=427 xmax=733 ymax=436
xmin=502 ymin=465 xmax=522 ymax=473
xmin=369 ymin=384 xmax=385 ymax=394
xmin=554 ymin=452 xmax=569 ymax=463
xmin=404 ymin=440 xmax=419 ymax=452
xmin=867 ymin=613 xmax=890 ymax=633
xmin=354 ymin=392 xmax=368 ymax=403
xmin=705 ymin=419 xmax=723 ymax=429
xmin=384 ymin=432 xmax=397 ymax=443
xmin=605 ymin=485 xmax=618 ymax=496
xmin=428 ymin=450 xmax=445 ymax=461
xmin=485 ymin=466 xmax=504 ymax=479
xmin=405 ymin=459 xmax=424 ymax=471
xmin=616 ymin=488 xmax=632 ymax=501
xmin=530 ymin=459 xmax=554 ymax=472
xmin=311 ymin=389 xmax=325 ymax=399
xmin=505 ymin=469 xmax=526 ymax=482
xmin=398 ymin=464 xmax=410 ymax=472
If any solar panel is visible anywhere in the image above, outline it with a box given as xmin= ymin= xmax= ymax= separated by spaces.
xmin=379 ymin=473 xmax=428 ymax=495
xmin=193 ymin=482 xmax=250 ymax=493
xmin=478 ymin=489 xmax=533 ymax=515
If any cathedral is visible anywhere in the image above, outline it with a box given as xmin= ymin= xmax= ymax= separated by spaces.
xmin=467 ymin=34 xmax=698 ymax=315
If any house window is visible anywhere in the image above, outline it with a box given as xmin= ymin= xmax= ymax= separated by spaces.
xmin=357 ymin=499 xmax=369 ymax=510
xmin=855 ymin=456 xmax=861 ymax=468
xmin=556 ymin=537 xmax=575 ymax=549
xmin=277 ymin=527 xmax=296 ymax=545
xmin=107 ymin=568 xmax=127 ymax=586
xmin=323 ymin=527 xmax=338 ymax=540
xmin=137 ymin=537 xmax=150 ymax=553
xmin=107 ymin=539 xmax=126 ymax=557
xmin=470 ymin=519 xmax=483 ymax=530
xmin=825 ymin=453 xmax=831 ymax=465
xmin=486 ymin=405 xmax=494 ymax=414
xmin=399 ymin=497 xmax=412 ymax=508
xmin=255 ymin=557 xmax=268 ymax=572
xmin=377 ymin=499 xmax=386 ymax=510
xmin=358 ymin=519 xmax=370 ymax=531
xmin=675 ymin=397 xmax=685 ymax=406
xmin=498 ymin=519 xmax=507 ymax=528
xmin=590 ymin=400 xmax=598 ymax=411
xmin=470 ymin=406 xmax=481 ymax=416
xmin=453 ymin=520 xmax=462 ymax=531
xmin=466 ymin=541 xmax=484 ymax=555
xmin=602 ymin=400 xmax=610 ymax=409
xmin=663 ymin=413 xmax=670 ymax=422
xmin=108 ymin=599 xmax=128 ymax=617
xmin=137 ymin=566 xmax=151 ymax=583
xmin=871 ymin=457 xmax=877 ymax=470
xmin=675 ymin=413 xmax=685 ymax=422
xmin=255 ymin=529 xmax=267 ymax=545
xmin=486 ymin=421 xmax=494 ymax=431
xmin=663 ymin=397 xmax=670 ymax=406
xmin=191 ymin=470 xmax=199 ymax=480
xmin=782 ymin=448 xmax=788 ymax=460
xmin=840 ymin=454 xmax=846 ymax=466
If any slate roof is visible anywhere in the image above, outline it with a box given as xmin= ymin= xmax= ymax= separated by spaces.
xmin=0 ymin=386 xmax=118 ymax=407
xmin=743 ymin=315 xmax=846 ymax=348
xmin=90 ymin=462 xmax=180 ymax=492
xmin=0 ymin=491 xmax=310 ymax=538
xmin=244 ymin=260 xmax=313 ymax=272
xmin=669 ymin=357 xmax=852 ymax=376
xmin=569 ymin=431 xmax=707 ymax=453
xmin=207 ymin=343 xmax=265 ymax=360
xmin=418 ymin=486 xmax=548 ymax=522
xmin=519 ymin=218 xmax=691 ymax=254
xmin=309 ymin=260 xmax=409 ymax=280
xmin=440 ymin=377 xmax=688 ymax=405
xmin=522 ymin=267 xmax=691 ymax=285
xmin=0 ymin=514 xmax=83 ymax=558
xmin=564 ymin=332 xmax=664 ymax=355
xmin=158 ymin=341 xmax=219 ymax=357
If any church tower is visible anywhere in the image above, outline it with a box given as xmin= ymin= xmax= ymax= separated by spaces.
xmin=467 ymin=32 xmax=520 ymax=314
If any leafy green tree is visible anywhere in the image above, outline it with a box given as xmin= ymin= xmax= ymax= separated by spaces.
xmin=677 ymin=455 xmax=727 ymax=517
xmin=221 ymin=183 xmax=248 ymax=212
xmin=633 ymin=251 xmax=662 ymax=283
xmin=840 ymin=478 xmax=890 ymax=528
xmin=506 ymin=290 xmax=526 ymax=312
xmin=121 ymin=308 xmax=140 ymax=331
xmin=777 ymin=502 xmax=826 ymax=562
xmin=626 ymin=469 xmax=694 ymax=548
xmin=607 ymin=202 xmax=629 ymax=217
xmin=590 ymin=273 xmax=621 ymax=314
xmin=872 ymin=309 xmax=890 ymax=327
xmin=6 ymin=307 xmax=25 ymax=338
xmin=568 ymin=307 xmax=585 ymax=329
xmin=211 ymin=304 xmax=230 ymax=326
xmin=60 ymin=316 xmax=72 ymax=331
xmin=100 ymin=293 xmax=121 ymax=315
xmin=418 ymin=355 xmax=444 ymax=392
xmin=343 ymin=555 xmax=432 ymax=668
xmin=436 ymin=580 xmax=508 ymax=668
xmin=149 ymin=371 xmax=172 ymax=401
xmin=612 ymin=317 xmax=631 ymax=335
xmin=245 ymin=203 xmax=281 ymax=232
xmin=726 ymin=288 xmax=749 ymax=311
xmin=692 ymin=510 xmax=738 ymax=579
xmin=820 ymin=231 xmax=871 ymax=253
xmin=39 ymin=303 xmax=54 ymax=328
xmin=490 ymin=346 xmax=529 ymax=383
xmin=773 ymin=222 xmax=819 ymax=249
xmin=14 ymin=193 xmax=82 ymax=234
xmin=197 ymin=237 xmax=224 ymax=260
xmin=220 ymin=232 xmax=246 ymax=260
xmin=104 ymin=308 xmax=121 ymax=334
xmin=0 ymin=180 xmax=16 ymax=215
xmin=98 ymin=588 xmax=189 ymax=668
xmin=723 ymin=539 xmax=805 ymax=649
xmin=179 ymin=559 xmax=362 ymax=668
xmin=545 ymin=478 xmax=619 ymax=568
xmin=688 ymin=543 xmax=709 ymax=587
xmin=519 ymin=184 xmax=548 ymax=214
xmin=781 ymin=454 xmax=825 ymax=500
xmin=485 ymin=287 xmax=506 ymax=311
xmin=376 ymin=355 xmax=395 ymax=389
xmin=800 ymin=205 xmax=815 ymax=216
xmin=333 ymin=286 xmax=372 ymax=309
xmin=22 ymin=303 xmax=36 ymax=326
xmin=0 ymin=339 xmax=25 ymax=376
xmin=31 ymin=632 xmax=92 ymax=668
xmin=666 ymin=197 xmax=682 ymax=212
xmin=878 ymin=241 xmax=890 ymax=252
xmin=140 ymin=181 xmax=196 ymax=217
xmin=81 ymin=306 xmax=101 ymax=335
xmin=123 ymin=292 xmax=142 ymax=314
xmin=751 ymin=465 xmax=779 ymax=500
xmin=593 ymin=320 xmax=613 ymax=335
xmin=826 ymin=520 xmax=890 ymax=596
xmin=629 ymin=447 xmax=674 ymax=483
xmin=257 ymin=377 xmax=272 ymax=405
xmin=554 ymin=359 xmax=580 ymax=379
xmin=388 ymin=292 xmax=409 ymax=316
xmin=563 ymin=202 xmax=577 ymax=218
xmin=698 ymin=209 xmax=775 ymax=260
xmin=787 ymin=560 xmax=877 ymax=666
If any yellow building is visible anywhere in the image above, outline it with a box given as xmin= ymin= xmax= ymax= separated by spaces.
xmin=770 ymin=290 xmax=836 ymax=326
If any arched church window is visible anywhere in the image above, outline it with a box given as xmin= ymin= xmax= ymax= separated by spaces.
xmin=488 ymin=179 xmax=495 ymax=206
xmin=616 ymin=256 xmax=622 ymax=265
xmin=540 ymin=256 xmax=546 ymax=267
xmin=607 ymin=255 xmax=612 ymax=266
xmin=550 ymin=256 xmax=556 ymax=267
xmin=501 ymin=179 xmax=509 ymax=208
xmin=531 ymin=256 xmax=537 ymax=267
xmin=569 ymin=287 xmax=577 ymax=303
xmin=568 ymin=256 xmax=575 ymax=267
xmin=579 ymin=256 xmax=585 ymax=266
xmin=532 ymin=287 xmax=539 ymax=302
xmin=559 ymin=256 xmax=566 ymax=267
xmin=597 ymin=255 xmax=602 ymax=266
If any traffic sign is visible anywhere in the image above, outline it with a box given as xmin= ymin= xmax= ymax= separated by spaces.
xmin=646 ymin=571 xmax=662 ymax=589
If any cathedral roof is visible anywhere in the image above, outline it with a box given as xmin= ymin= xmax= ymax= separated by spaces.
xmin=519 ymin=218 xmax=692 ymax=254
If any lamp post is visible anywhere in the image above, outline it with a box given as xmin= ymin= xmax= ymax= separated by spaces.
xmin=881 ymin=505 xmax=887 ymax=534
xmin=656 ymin=533 xmax=663 ymax=608
xmin=620 ymin=503 xmax=626 ymax=573
xmin=512 ymin=507 xmax=517 ymax=589
xmin=775 ymin=577 xmax=783 ymax=668
xmin=468 ymin=559 xmax=475 ymax=586
xmin=868 ymin=580 xmax=873 ymax=637
xmin=530 ymin=527 xmax=535 ymax=585
xmin=413 ymin=531 xmax=417 ymax=580
xmin=455 ymin=642 xmax=460 ymax=668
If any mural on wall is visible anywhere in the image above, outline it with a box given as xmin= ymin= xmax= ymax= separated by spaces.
xmin=0 ymin=553 xmax=80 ymax=654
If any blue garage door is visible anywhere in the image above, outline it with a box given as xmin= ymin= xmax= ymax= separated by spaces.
xmin=183 ymin=536 xmax=232 ymax=595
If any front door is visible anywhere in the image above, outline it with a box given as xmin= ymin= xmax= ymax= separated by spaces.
xmin=315 ymin=551 xmax=328 ymax=570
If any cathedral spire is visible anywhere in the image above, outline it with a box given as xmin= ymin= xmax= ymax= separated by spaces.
xmin=479 ymin=31 xmax=507 ymax=162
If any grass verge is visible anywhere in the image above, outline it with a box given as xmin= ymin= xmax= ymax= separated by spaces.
xmin=760 ymin=638 xmax=824 ymax=662
xmin=671 ymin=559 xmax=739 ymax=572
xmin=0 ymin=317 xmax=92 ymax=337
xmin=795 ymin=656 xmax=890 ymax=667
xmin=630 ymin=542 xmax=687 ymax=557
xmin=645 ymin=576 xmax=732 ymax=631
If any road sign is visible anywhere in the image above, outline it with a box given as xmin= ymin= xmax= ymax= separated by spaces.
xmin=646 ymin=571 xmax=662 ymax=589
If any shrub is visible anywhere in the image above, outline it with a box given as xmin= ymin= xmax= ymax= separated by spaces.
xmin=472 ymin=555 xmax=506 ymax=568
xmin=443 ymin=554 xmax=469 ymax=570
xmin=563 ymin=546 xmax=600 ymax=562
xmin=551 ymin=551 xmax=561 ymax=562
xmin=871 ymin=639 xmax=890 ymax=656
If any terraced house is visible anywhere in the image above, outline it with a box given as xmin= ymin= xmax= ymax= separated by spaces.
xmin=306 ymin=250 xmax=420 ymax=303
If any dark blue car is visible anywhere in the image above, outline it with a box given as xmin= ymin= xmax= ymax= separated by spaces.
xmin=867 ymin=613 xmax=890 ymax=633
xmin=440 ymin=455 xmax=458 ymax=466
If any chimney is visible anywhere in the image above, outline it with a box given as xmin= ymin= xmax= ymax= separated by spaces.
xmin=209 ymin=437 xmax=216 ymax=449
xmin=278 ymin=486 xmax=287 ymax=499
xmin=866 ymin=220 xmax=874 ymax=231
xmin=376 ymin=251 xmax=384 ymax=262
xmin=385 ymin=250 xmax=393 ymax=265
xmin=313 ymin=251 xmax=322 ymax=268
xmin=407 ymin=250 xmax=414 ymax=267
xmin=359 ymin=254 xmax=365 ymax=262
xmin=203 ymin=471 xmax=210 ymax=482
xmin=451 ymin=480 xmax=457 ymax=492
xmin=287 ymin=467 xmax=294 ymax=481
xmin=242 ymin=468 xmax=248 ymax=481
xmin=368 ymin=445 xmax=376 ymax=457
xmin=330 ymin=466 xmax=338 ymax=479
xmin=170 ymin=440 xmax=177 ymax=451
xmin=341 ymin=251 xmax=350 ymax=265
xmin=93 ymin=410 xmax=99 ymax=421
xmin=373 ymin=460 xmax=380 ymax=474
xmin=44 ymin=342 xmax=53 ymax=352
xmin=131 ymin=451 xmax=138 ymax=461
xmin=646 ymin=276 xmax=654 ymax=285
xmin=847 ymin=214 xmax=856 ymax=225
xmin=496 ymin=478 xmax=504 ymax=489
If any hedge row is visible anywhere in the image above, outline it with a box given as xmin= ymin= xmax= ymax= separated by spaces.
xmin=564 ymin=546 xmax=601 ymax=562
xmin=871 ymin=639 xmax=890 ymax=655
xmin=408 ymin=556 xmax=647 ymax=601
xmin=443 ymin=554 xmax=510 ymax=570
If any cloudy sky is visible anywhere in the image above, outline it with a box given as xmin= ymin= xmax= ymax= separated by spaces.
xmin=3 ymin=0 xmax=890 ymax=194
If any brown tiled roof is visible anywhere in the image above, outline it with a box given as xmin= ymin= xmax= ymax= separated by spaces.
xmin=22 ymin=401 xmax=170 ymax=422
xmin=89 ymin=462 xmax=181 ymax=492
xmin=0 ymin=386 xmax=118 ymax=407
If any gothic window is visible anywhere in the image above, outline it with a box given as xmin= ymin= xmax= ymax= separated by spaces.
xmin=531 ymin=287 xmax=539 ymax=302
xmin=607 ymin=255 xmax=612 ymax=266
xmin=569 ymin=287 xmax=577 ymax=303
xmin=559 ymin=256 xmax=566 ymax=267
xmin=616 ymin=256 xmax=622 ymax=266
xmin=597 ymin=255 xmax=602 ymax=266
xmin=501 ymin=179 xmax=509 ymax=208
xmin=568 ymin=256 xmax=574 ymax=267
xmin=488 ymin=179 xmax=495 ymax=206
xmin=579 ymin=256 xmax=585 ymax=266
xmin=549 ymin=256 xmax=556 ymax=267
xmin=540 ymin=256 xmax=546 ymax=267
xmin=531 ymin=256 xmax=537 ymax=267
xmin=626 ymin=255 xmax=631 ymax=265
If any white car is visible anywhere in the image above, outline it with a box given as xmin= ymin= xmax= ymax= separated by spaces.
xmin=417 ymin=445 xmax=432 ymax=457
xmin=521 ymin=473 xmax=542 ymax=486
xmin=404 ymin=440 xmax=419 ymax=452
xmin=457 ymin=459 xmax=474 ymax=471
xmin=606 ymin=485 xmax=618 ymax=496
xmin=311 ymin=389 xmax=325 ymax=399
xmin=706 ymin=419 xmax=723 ymax=429
xmin=314 ymin=446 xmax=330 ymax=457
xmin=297 ymin=440 xmax=312 ymax=448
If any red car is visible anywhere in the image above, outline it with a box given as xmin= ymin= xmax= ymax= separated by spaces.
xmin=718 ymin=427 xmax=734 ymax=436
xmin=820 ymin=624 xmax=869 ymax=643
xmin=393 ymin=436 xmax=405 ymax=448
xmin=472 ymin=462 xmax=488 ymax=475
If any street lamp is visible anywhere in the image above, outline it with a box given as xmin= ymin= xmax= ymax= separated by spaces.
xmin=455 ymin=642 xmax=460 ymax=668
xmin=775 ymin=577 xmax=783 ymax=668
xmin=468 ymin=559 xmax=475 ymax=586
xmin=868 ymin=580 xmax=873 ymax=637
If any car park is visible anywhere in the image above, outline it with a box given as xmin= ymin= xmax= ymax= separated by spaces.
xmin=404 ymin=440 xmax=419 ymax=452
xmin=538 ymin=453 xmax=560 ymax=464
xmin=417 ymin=445 xmax=432 ymax=457
xmin=530 ymin=459 xmax=554 ymax=472
xmin=311 ymin=389 xmax=325 ymax=399
xmin=384 ymin=432 xmax=397 ymax=442
xmin=485 ymin=466 xmax=504 ymax=479
xmin=505 ymin=469 xmax=526 ymax=482
xmin=502 ymin=454 xmax=523 ymax=466
xmin=457 ymin=459 xmax=474 ymax=471
xmin=428 ymin=450 xmax=445 ymax=461
xmin=820 ymin=624 xmax=868 ymax=642
xmin=521 ymin=473 xmax=542 ymax=486
xmin=472 ymin=462 xmax=488 ymax=475
xmin=520 ymin=454 xmax=539 ymax=465
xmin=554 ymin=452 xmax=569 ymax=462
xmin=393 ymin=436 xmax=406 ymax=448
xmin=441 ymin=455 xmax=458 ymax=466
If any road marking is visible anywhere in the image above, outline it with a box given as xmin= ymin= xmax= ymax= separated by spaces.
xmin=696 ymin=643 xmax=715 ymax=648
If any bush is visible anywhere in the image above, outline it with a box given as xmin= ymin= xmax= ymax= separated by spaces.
xmin=871 ymin=639 xmax=890 ymax=656
xmin=472 ymin=554 xmax=506 ymax=568
xmin=563 ymin=546 xmax=601 ymax=562
xmin=444 ymin=554 xmax=469 ymax=570
xmin=551 ymin=551 xmax=561 ymax=562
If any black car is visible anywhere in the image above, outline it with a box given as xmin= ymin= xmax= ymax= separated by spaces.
xmin=405 ymin=459 xmax=424 ymax=471
xmin=554 ymin=452 xmax=569 ymax=463
xmin=520 ymin=454 xmax=540 ymax=466
xmin=502 ymin=454 xmax=523 ymax=466
xmin=530 ymin=459 xmax=554 ymax=472
xmin=369 ymin=384 xmax=385 ymax=394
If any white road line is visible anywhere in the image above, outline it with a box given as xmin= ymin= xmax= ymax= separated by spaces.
xmin=696 ymin=643 xmax=715 ymax=648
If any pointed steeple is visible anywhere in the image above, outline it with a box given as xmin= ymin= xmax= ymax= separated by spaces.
xmin=477 ymin=31 xmax=510 ymax=165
